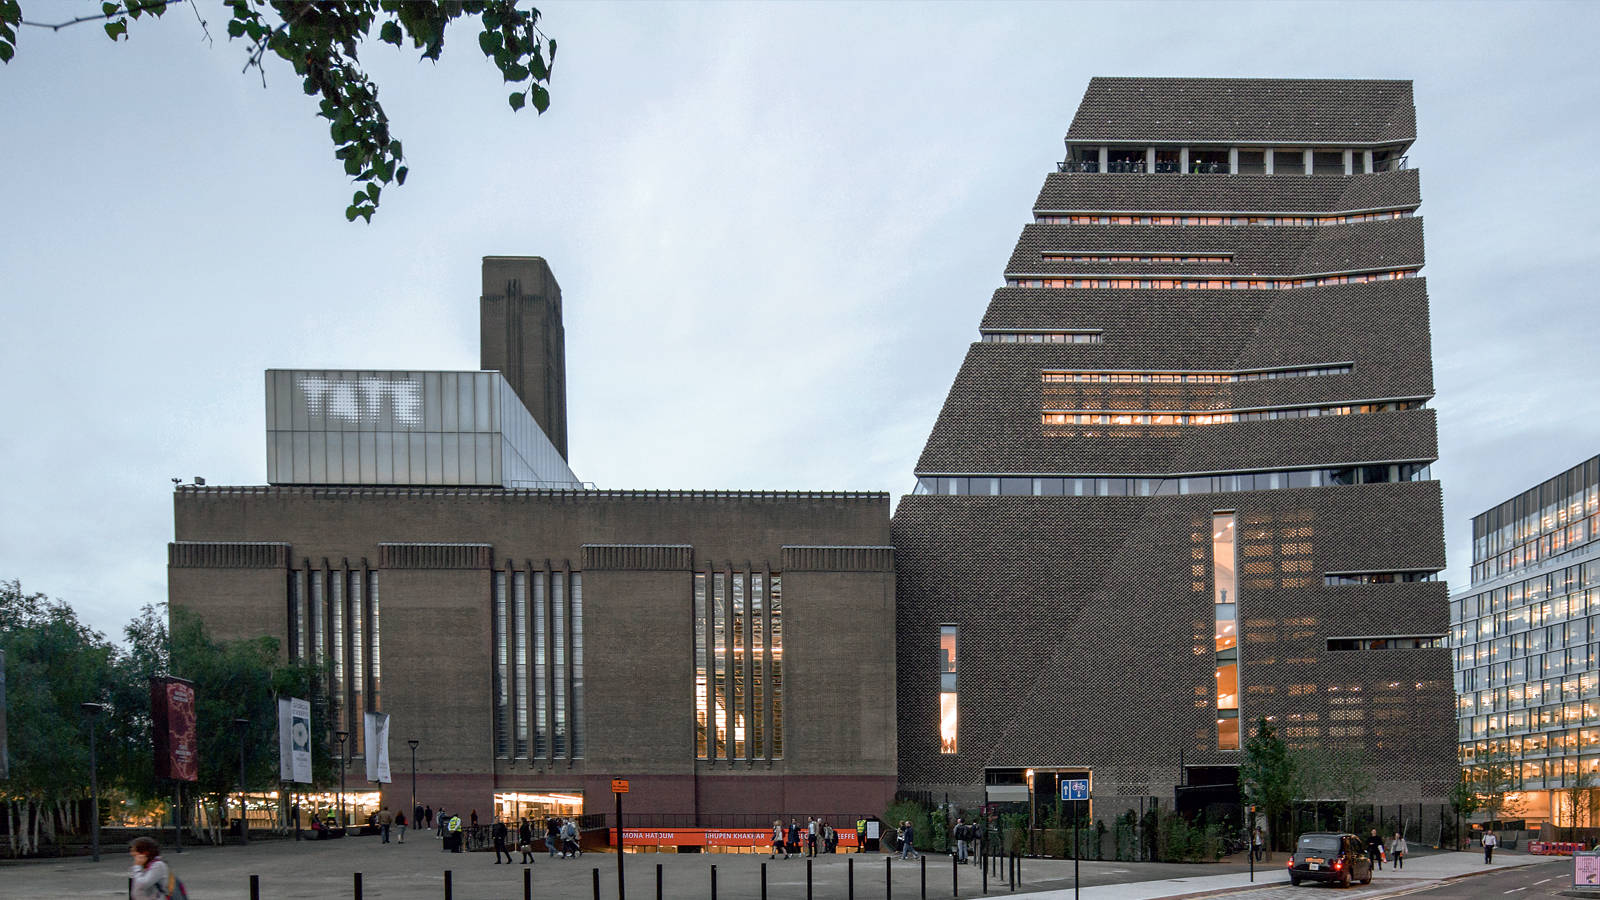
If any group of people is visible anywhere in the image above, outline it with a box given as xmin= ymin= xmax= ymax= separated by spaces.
xmin=769 ymin=817 xmax=843 ymax=858
xmin=1365 ymin=828 xmax=1409 ymax=870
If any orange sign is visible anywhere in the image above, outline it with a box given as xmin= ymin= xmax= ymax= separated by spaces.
xmin=611 ymin=779 xmax=630 ymax=793
xmin=610 ymin=827 xmax=859 ymax=849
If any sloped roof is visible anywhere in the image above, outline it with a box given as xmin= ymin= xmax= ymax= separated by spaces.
xmin=1066 ymin=77 xmax=1416 ymax=145
xmin=1034 ymin=170 xmax=1421 ymax=214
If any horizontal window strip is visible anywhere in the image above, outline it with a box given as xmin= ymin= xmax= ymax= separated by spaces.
xmin=1329 ymin=635 xmax=1444 ymax=651
xmin=1035 ymin=210 xmax=1415 ymax=227
xmin=913 ymin=462 xmax=1434 ymax=498
xmin=981 ymin=332 xmax=1103 ymax=344
xmin=1040 ymin=253 xmax=1233 ymax=264
xmin=1042 ymin=399 xmax=1424 ymax=426
xmin=1043 ymin=365 xmax=1351 ymax=384
xmin=1007 ymin=269 xmax=1419 ymax=290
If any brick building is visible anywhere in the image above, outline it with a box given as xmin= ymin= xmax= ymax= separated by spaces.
xmin=171 ymin=79 xmax=1457 ymax=830
xmin=895 ymin=78 xmax=1454 ymax=819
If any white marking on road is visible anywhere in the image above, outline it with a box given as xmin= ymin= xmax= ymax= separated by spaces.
xmin=1534 ymin=877 xmax=1551 ymax=884
xmin=1503 ymin=888 xmax=1525 ymax=894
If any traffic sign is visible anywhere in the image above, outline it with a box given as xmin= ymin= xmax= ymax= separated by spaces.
xmin=1061 ymin=779 xmax=1090 ymax=801
xmin=612 ymin=779 xmax=630 ymax=793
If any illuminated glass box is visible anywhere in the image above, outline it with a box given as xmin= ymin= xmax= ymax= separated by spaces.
xmin=265 ymin=369 xmax=580 ymax=487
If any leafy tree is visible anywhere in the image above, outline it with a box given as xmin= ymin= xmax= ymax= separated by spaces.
xmin=0 ymin=580 xmax=116 ymax=855
xmin=0 ymin=1 xmax=556 ymax=222
xmin=1471 ymin=747 xmax=1522 ymax=827
xmin=1240 ymin=718 xmax=1296 ymax=853
xmin=1561 ymin=767 xmax=1598 ymax=840
xmin=1294 ymin=744 xmax=1374 ymax=833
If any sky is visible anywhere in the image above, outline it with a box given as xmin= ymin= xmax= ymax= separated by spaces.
xmin=3 ymin=1 xmax=1599 ymax=642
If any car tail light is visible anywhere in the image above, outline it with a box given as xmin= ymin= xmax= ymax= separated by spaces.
xmin=1286 ymin=859 xmax=1294 ymax=868
xmin=1334 ymin=861 xmax=1343 ymax=870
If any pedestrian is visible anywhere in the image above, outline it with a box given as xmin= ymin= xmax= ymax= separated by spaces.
xmin=772 ymin=819 xmax=788 ymax=859
xmin=561 ymin=818 xmax=580 ymax=858
xmin=1367 ymin=828 xmax=1383 ymax=870
xmin=953 ymin=817 xmax=969 ymax=863
xmin=1484 ymin=830 xmax=1498 ymax=863
xmin=899 ymin=820 xmax=919 ymax=860
xmin=807 ymin=817 xmax=819 ymax=857
xmin=1251 ymin=826 xmax=1263 ymax=862
xmin=547 ymin=817 xmax=562 ymax=858
xmin=379 ymin=805 xmax=394 ymax=844
xmin=415 ymin=803 xmax=424 ymax=830
xmin=471 ymin=809 xmax=480 ymax=829
xmin=856 ymin=817 xmax=868 ymax=853
xmin=788 ymin=819 xmax=802 ymax=858
xmin=127 ymin=836 xmax=177 ymax=900
xmin=1388 ymin=832 xmax=1407 ymax=870
xmin=425 ymin=805 xmax=433 ymax=830
xmin=492 ymin=818 xmax=513 ymax=864
xmin=396 ymin=810 xmax=407 ymax=843
xmin=448 ymin=814 xmax=463 ymax=853
xmin=436 ymin=809 xmax=447 ymax=840
xmin=824 ymin=821 xmax=837 ymax=853
xmin=519 ymin=817 xmax=536 ymax=864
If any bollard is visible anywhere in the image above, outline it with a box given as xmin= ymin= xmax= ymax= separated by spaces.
xmin=592 ymin=867 xmax=600 ymax=900
xmin=981 ymin=847 xmax=987 ymax=894
xmin=953 ymin=853 xmax=958 ymax=899
xmin=921 ymin=854 xmax=926 ymax=899
xmin=524 ymin=866 xmax=532 ymax=900
xmin=761 ymin=861 xmax=768 ymax=900
xmin=657 ymin=862 xmax=663 ymax=900
xmin=444 ymin=869 xmax=453 ymax=900
xmin=887 ymin=855 xmax=893 ymax=898
xmin=250 ymin=874 xmax=261 ymax=900
xmin=354 ymin=872 xmax=363 ymax=900
xmin=807 ymin=857 xmax=813 ymax=900
xmin=848 ymin=856 xmax=855 ymax=900
xmin=711 ymin=864 xmax=718 ymax=900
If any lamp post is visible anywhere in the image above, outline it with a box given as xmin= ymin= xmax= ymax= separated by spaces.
xmin=234 ymin=717 xmax=250 ymax=844
xmin=408 ymin=740 xmax=420 ymax=822
xmin=80 ymin=702 xmax=104 ymax=862
xmin=335 ymin=731 xmax=349 ymax=828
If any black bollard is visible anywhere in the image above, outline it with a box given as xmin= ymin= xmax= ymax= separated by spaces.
xmin=848 ymin=855 xmax=855 ymax=900
xmin=807 ymin=857 xmax=813 ymax=900
xmin=762 ymin=862 xmax=768 ymax=900
xmin=593 ymin=867 xmax=601 ymax=900
xmin=953 ymin=853 xmax=958 ymax=899
xmin=354 ymin=872 xmax=363 ymax=900
xmin=444 ymin=869 xmax=453 ymax=900
xmin=250 ymin=874 xmax=261 ymax=900
xmin=657 ymin=862 xmax=663 ymax=900
xmin=524 ymin=866 xmax=532 ymax=900
xmin=887 ymin=855 xmax=893 ymax=898
xmin=711 ymin=864 xmax=718 ymax=900
xmin=921 ymin=854 xmax=926 ymax=899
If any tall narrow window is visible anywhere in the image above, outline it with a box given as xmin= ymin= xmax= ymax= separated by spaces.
xmin=330 ymin=569 xmax=345 ymax=738
xmin=732 ymin=572 xmax=747 ymax=760
xmin=712 ymin=573 xmax=727 ymax=759
xmin=552 ymin=571 xmax=567 ymax=757
xmin=571 ymin=573 xmax=584 ymax=759
xmin=752 ymin=573 xmax=765 ymax=758
xmin=771 ymin=574 xmax=783 ymax=759
xmin=310 ymin=569 xmax=325 ymax=670
xmin=290 ymin=570 xmax=307 ymax=663
xmin=534 ymin=572 xmax=548 ymax=758
xmin=493 ymin=571 xmax=509 ymax=759
xmin=940 ymin=625 xmax=959 ymax=753
xmin=513 ymin=571 xmax=529 ymax=759
xmin=350 ymin=570 xmax=364 ymax=754
xmin=695 ymin=573 xmax=708 ymax=758
xmin=369 ymin=572 xmax=380 ymax=713
xmin=1213 ymin=513 xmax=1241 ymax=750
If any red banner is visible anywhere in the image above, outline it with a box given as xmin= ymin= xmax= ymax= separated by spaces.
xmin=150 ymin=676 xmax=198 ymax=782
xmin=613 ymin=827 xmax=860 ymax=849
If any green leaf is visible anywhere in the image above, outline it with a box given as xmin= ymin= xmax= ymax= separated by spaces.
xmin=478 ymin=30 xmax=499 ymax=56
xmin=395 ymin=166 xmax=408 ymax=186
xmin=365 ymin=183 xmax=381 ymax=203
xmin=353 ymin=191 xmax=368 ymax=206
xmin=503 ymin=62 xmax=528 ymax=83
xmin=103 ymin=20 xmax=126 ymax=41
xmin=508 ymin=90 xmax=525 ymax=111
xmin=102 ymin=2 xmax=118 ymax=15
xmin=389 ymin=139 xmax=403 ymax=160
xmin=380 ymin=21 xmax=401 ymax=46
xmin=0 ymin=43 xmax=12 ymax=64
xmin=227 ymin=19 xmax=244 ymax=38
xmin=530 ymin=85 xmax=549 ymax=113
xmin=344 ymin=157 xmax=362 ymax=177
xmin=346 ymin=204 xmax=360 ymax=222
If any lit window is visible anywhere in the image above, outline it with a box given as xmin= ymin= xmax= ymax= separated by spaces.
xmin=1214 ymin=512 xmax=1241 ymax=751
xmin=940 ymin=625 xmax=958 ymax=754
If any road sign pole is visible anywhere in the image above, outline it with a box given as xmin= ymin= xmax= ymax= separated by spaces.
xmin=612 ymin=779 xmax=630 ymax=900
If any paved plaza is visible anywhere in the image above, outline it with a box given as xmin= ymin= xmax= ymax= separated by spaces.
xmin=0 ymin=836 xmax=1565 ymax=900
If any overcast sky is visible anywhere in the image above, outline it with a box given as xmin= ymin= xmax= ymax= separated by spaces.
xmin=3 ymin=1 xmax=1599 ymax=641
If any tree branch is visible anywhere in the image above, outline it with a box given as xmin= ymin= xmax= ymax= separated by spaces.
xmin=20 ymin=0 xmax=185 ymax=32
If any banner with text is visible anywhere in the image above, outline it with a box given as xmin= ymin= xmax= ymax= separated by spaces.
xmin=363 ymin=711 xmax=391 ymax=783
xmin=151 ymin=676 xmax=198 ymax=782
xmin=278 ymin=697 xmax=313 ymax=783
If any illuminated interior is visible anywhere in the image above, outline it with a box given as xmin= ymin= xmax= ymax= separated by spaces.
xmin=1214 ymin=513 xmax=1241 ymax=750
xmin=940 ymin=625 xmax=958 ymax=754
xmin=495 ymin=791 xmax=583 ymax=824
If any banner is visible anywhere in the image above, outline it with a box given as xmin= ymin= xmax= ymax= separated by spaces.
xmin=278 ymin=697 xmax=312 ymax=783
xmin=363 ymin=711 xmax=391 ymax=783
xmin=1 ymin=648 xmax=8 ymax=780
xmin=150 ymin=676 xmax=198 ymax=782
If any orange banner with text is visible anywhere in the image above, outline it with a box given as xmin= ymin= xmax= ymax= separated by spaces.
xmin=612 ymin=828 xmax=860 ymax=848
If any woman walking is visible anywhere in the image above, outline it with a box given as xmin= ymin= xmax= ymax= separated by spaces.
xmin=1389 ymin=832 xmax=1407 ymax=870
xmin=127 ymin=837 xmax=173 ymax=900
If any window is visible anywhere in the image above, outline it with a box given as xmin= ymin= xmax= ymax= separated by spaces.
xmin=1214 ymin=513 xmax=1241 ymax=750
xmin=981 ymin=331 xmax=1103 ymax=344
xmin=696 ymin=570 xmax=784 ymax=760
xmin=1324 ymin=571 xmax=1440 ymax=585
xmin=1042 ymin=364 xmax=1350 ymax=383
xmin=1004 ymin=270 xmax=1420 ymax=290
xmin=494 ymin=572 xmax=510 ymax=758
xmin=940 ymin=625 xmax=958 ymax=754
xmin=1041 ymin=398 xmax=1422 ymax=427
xmin=1328 ymin=635 xmax=1445 ymax=651
xmin=1034 ymin=210 xmax=1414 ymax=227
xmin=913 ymin=461 xmax=1436 ymax=497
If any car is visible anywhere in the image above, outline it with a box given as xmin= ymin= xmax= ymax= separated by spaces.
xmin=1286 ymin=831 xmax=1374 ymax=887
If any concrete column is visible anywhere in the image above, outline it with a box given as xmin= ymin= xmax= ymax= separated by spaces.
xmin=1265 ymin=149 xmax=1275 ymax=175
xmin=1179 ymin=147 xmax=1190 ymax=173
xmin=1098 ymin=146 xmax=1109 ymax=173
xmin=1363 ymin=150 xmax=1375 ymax=174
xmin=1342 ymin=149 xmax=1354 ymax=175
xmin=1146 ymin=146 xmax=1156 ymax=173
xmin=1302 ymin=148 xmax=1313 ymax=175
xmin=1229 ymin=148 xmax=1239 ymax=175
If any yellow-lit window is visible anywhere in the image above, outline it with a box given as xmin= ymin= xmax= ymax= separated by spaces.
xmin=939 ymin=625 xmax=958 ymax=754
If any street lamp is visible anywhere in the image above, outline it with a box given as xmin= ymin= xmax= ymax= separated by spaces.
xmin=234 ymin=718 xmax=250 ymax=845
xmin=335 ymin=730 xmax=348 ymax=829
xmin=408 ymin=740 xmax=420 ymax=822
xmin=80 ymin=702 xmax=104 ymax=862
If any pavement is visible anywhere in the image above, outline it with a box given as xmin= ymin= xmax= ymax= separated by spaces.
xmin=0 ymin=834 xmax=1571 ymax=900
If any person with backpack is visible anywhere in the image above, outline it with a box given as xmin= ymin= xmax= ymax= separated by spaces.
xmin=561 ymin=818 xmax=580 ymax=858
xmin=128 ymin=836 xmax=183 ymax=900
xmin=952 ymin=817 xmax=970 ymax=863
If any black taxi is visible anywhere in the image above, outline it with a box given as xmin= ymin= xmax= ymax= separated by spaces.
xmin=1287 ymin=831 xmax=1374 ymax=887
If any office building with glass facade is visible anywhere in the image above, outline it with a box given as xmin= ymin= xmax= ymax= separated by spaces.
xmin=1453 ymin=454 xmax=1600 ymax=827
xmin=894 ymin=77 xmax=1455 ymax=819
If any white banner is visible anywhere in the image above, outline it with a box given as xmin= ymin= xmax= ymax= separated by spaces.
xmin=364 ymin=711 xmax=391 ymax=783
xmin=278 ymin=697 xmax=313 ymax=783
